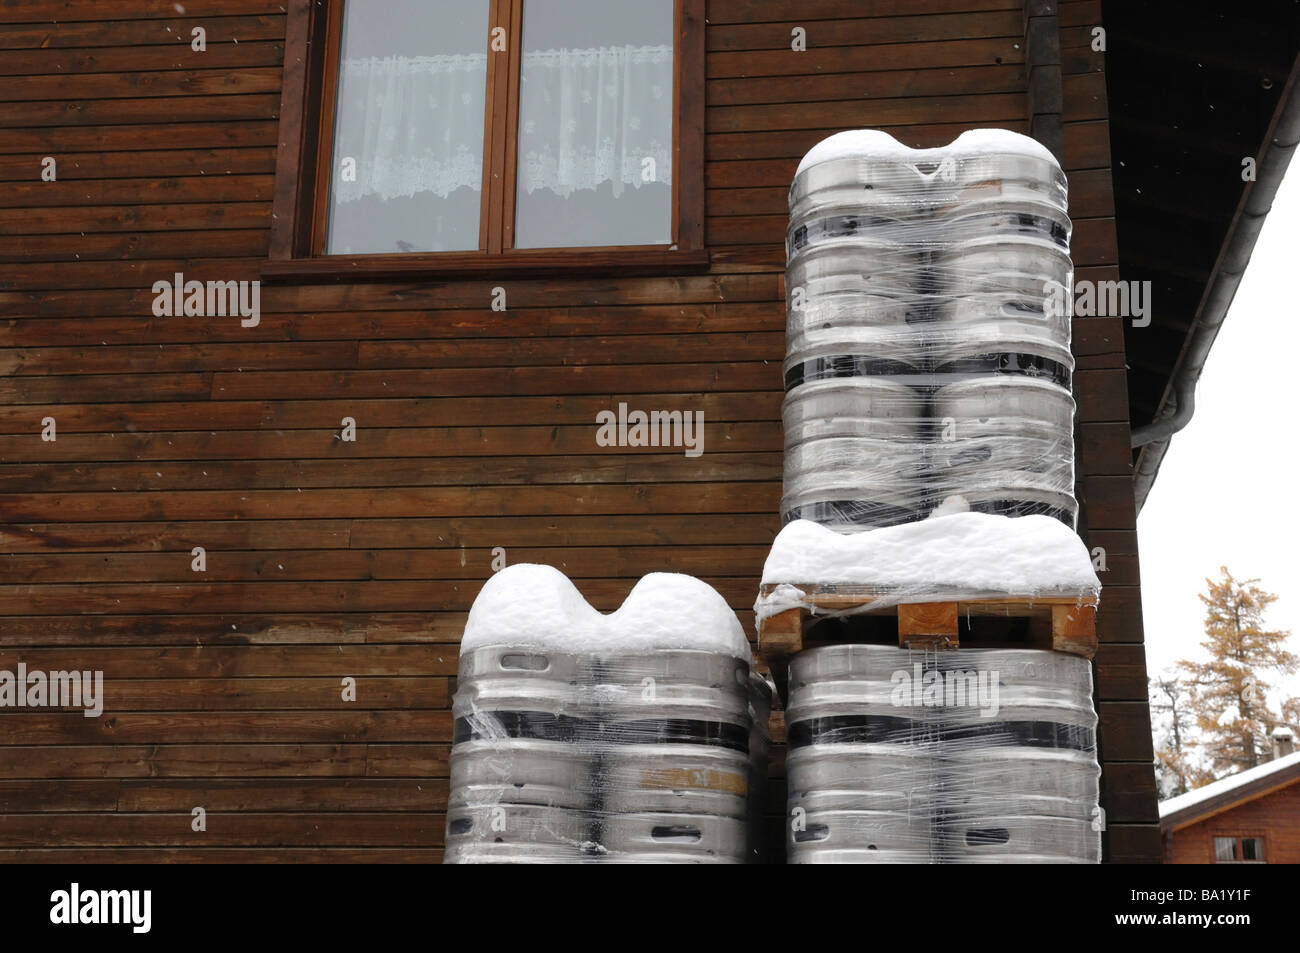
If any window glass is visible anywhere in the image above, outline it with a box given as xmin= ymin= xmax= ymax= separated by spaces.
xmin=514 ymin=0 xmax=674 ymax=248
xmin=1241 ymin=837 xmax=1262 ymax=861
xmin=326 ymin=0 xmax=490 ymax=254
xmin=1213 ymin=836 xmax=1238 ymax=861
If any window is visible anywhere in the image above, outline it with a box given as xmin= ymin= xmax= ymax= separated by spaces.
xmin=1213 ymin=835 xmax=1266 ymax=863
xmin=268 ymin=0 xmax=706 ymax=278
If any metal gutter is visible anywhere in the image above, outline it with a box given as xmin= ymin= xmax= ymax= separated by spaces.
xmin=1132 ymin=54 xmax=1300 ymax=511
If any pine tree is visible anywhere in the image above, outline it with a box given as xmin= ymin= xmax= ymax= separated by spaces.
xmin=1178 ymin=568 xmax=1298 ymax=776
xmin=1149 ymin=673 xmax=1209 ymax=796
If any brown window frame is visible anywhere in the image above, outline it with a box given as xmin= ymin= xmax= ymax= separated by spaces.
xmin=265 ymin=0 xmax=707 ymax=282
xmin=1212 ymin=833 xmax=1267 ymax=863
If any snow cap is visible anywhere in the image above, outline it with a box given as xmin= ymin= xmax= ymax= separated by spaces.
xmin=462 ymin=564 xmax=751 ymax=661
xmin=758 ymin=513 xmax=1100 ymax=618
xmin=795 ymin=127 xmax=1059 ymax=178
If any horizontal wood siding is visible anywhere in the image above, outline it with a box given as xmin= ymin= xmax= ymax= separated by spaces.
xmin=0 ymin=0 xmax=1155 ymax=862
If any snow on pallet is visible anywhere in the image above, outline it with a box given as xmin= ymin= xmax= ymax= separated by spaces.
xmin=757 ymin=583 xmax=1098 ymax=665
xmin=754 ymin=514 xmax=1101 ymax=688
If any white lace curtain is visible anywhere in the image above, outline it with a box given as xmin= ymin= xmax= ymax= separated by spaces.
xmin=332 ymin=44 xmax=673 ymax=204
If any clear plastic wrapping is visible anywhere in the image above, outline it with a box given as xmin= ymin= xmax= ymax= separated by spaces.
xmin=445 ymin=644 xmax=771 ymax=864
xmin=783 ymin=130 xmax=1077 ymax=530
xmin=785 ymin=644 xmax=1100 ymax=864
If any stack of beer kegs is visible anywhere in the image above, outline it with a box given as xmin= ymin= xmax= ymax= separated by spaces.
xmin=928 ymin=145 xmax=1077 ymax=523
xmin=446 ymin=645 xmax=762 ymax=864
xmin=784 ymin=645 xmax=1100 ymax=864
xmin=782 ymin=130 xmax=1078 ymax=530
xmin=783 ymin=144 xmax=930 ymax=529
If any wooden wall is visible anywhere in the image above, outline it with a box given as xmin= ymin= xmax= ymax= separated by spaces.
xmin=1164 ymin=782 xmax=1300 ymax=864
xmin=0 ymin=0 xmax=1158 ymax=861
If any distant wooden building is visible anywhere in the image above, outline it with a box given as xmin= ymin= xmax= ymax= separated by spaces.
xmin=1160 ymin=745 xmax=1300 ymax=864
xmin=1 ymin=0 xmax=1296 ymax=863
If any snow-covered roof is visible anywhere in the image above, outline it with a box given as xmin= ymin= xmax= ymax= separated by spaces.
xmin=1159 ymin=750 xmax=1300 ymax=824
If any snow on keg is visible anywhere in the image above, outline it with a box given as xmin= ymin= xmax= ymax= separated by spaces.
xmin=781 ymin=375 xmax=928 ymax=529
xmin=788 ymin=132 xmax=934 ymax=225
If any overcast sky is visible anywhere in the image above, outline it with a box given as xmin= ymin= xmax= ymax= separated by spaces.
xmin=1137 ymin=162 xmax=1300 ymax=702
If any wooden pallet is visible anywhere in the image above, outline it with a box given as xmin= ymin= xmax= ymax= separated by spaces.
xmin=757 ymin=583 xmax=1097 ymax=694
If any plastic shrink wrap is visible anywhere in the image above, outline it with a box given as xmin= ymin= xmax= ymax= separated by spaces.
xmin=783 ymin=129 xmax=1077 ymax=530
xmin=444 ymin=565 xmax=771 ymax=864
xmin=786 ymin=645 xmax=1101 ymax=864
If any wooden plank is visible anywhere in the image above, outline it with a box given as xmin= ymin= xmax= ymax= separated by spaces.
xmin=1051 ymin=602 xmax=1097 ymax=657
xmin=0 ymin=545 xmax=776 ymax=584
xmin=0 ymin=228 xmax=270 ymax=261
xmin=0 ymin=304 xmax=785 ymax=346
xmin=0 ymin=69 xmax=283 ymax=102
xmin=0 ymin=813 xmax=447 ymax=848
xmin=0 ymin=178 xmax=271 ymax=210
xmin=268 ymin=0 xmax=313 ymax=260
xmin=38 ymin=678 xmax=452 ymax=711
xmin=0 ymin=483 xmax=782 ymax=524
xmin=0 ymin=42 xmax=285 ymax=75
xmin=707 ymin=11 xmax=1024 ymax=51
xmin=0 ymin=148 xmax=276 ymax=181
xmin=0 ymin=512 xmax=780 ymax=553
xmin=0 ymin=15 xmax=284 ymax=49
xmin=0 ymin=203 xmax=268 ymax=234
xmin=898 ymin=602 xmax=960 ymax=648
xmin=0 ymin=711 xmax=455 ymax=745
xmin=708 ymin=38 xmax=1025 ymax=79
xmin=704 ymin=0 xmax=1024 ymax=27
xmin=0 ymin=391 xmax=783 ymax=432
xmin=0 ymin=646 xmax=461 ymax=677
xmin=708 ymin=93 xmax=1027 ymax=133
xmin=708 ymin=63 xmax=1026 ymax=107
xmin=0 ymin=848 xmax=443 ymax=863
xmin=0 ymin=0 xmax=279 ymax=21
xmin=0 ymin=121 xmax=280 ymax=154
xmin=0 ymin=744 xmax=378 ymax=779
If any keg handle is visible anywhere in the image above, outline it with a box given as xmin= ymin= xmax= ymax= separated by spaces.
xmin=651 ymin=825 xmax=702 ymax=843
xmin=499 ymin=653 xmax=549 ymax=671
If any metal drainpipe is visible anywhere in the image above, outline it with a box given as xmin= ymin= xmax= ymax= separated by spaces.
xmin=1131 ymin=65 xmax=1300 ymax=510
